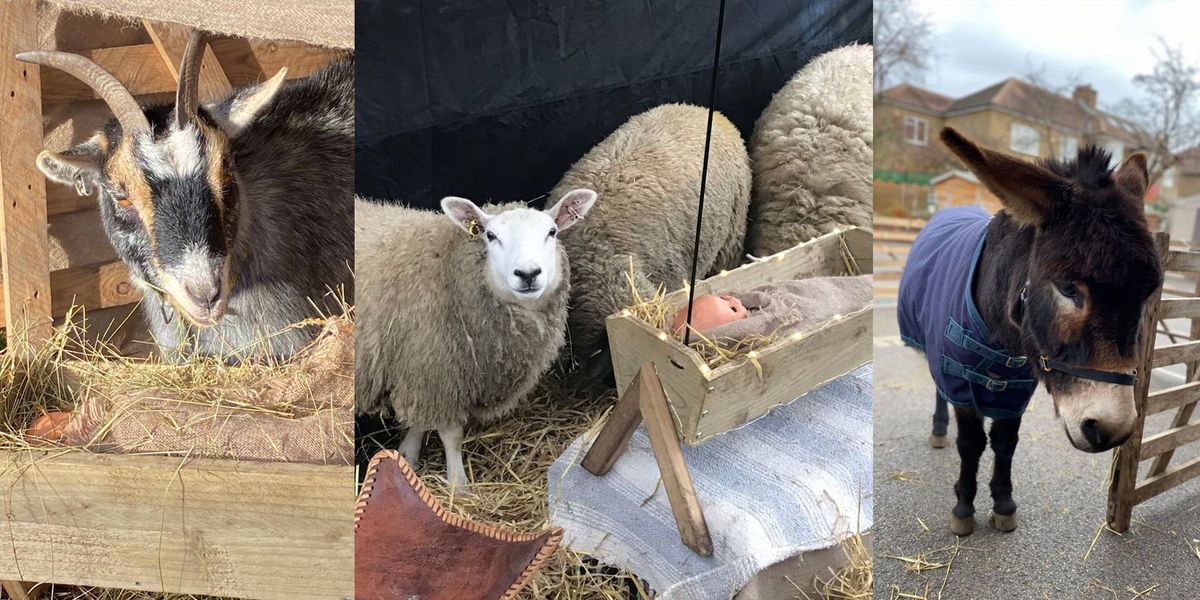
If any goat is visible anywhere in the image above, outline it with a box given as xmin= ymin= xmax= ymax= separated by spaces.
xmin=20 ymin=32 xmax=354 ymax=361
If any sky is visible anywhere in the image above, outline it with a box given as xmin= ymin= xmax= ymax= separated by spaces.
xmin=908 ymin=0 xmax=1199 ymax=111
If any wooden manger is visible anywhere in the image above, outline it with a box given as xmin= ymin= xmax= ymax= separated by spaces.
xmin=583 ymin=227 xmax=872 ymax=555
xmin=0 ymin=2 xmax=353 ymax=597
xmin=1108 ymin=232 xmax=1200 ymax=532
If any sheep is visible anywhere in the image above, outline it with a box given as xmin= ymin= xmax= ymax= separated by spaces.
xmin=551 ymin=103 xmax=752 ymax=386
xmin=355 ymin=189 xmax=597 ymax=488
xmin=747 ymin=44 xmax=872 ymax=258
xmin=22 ymin=32 xmax=354 ymax=361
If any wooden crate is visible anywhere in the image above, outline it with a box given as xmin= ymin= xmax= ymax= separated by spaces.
xmin=605 ymin=227 xmax=873 ymax=445
xmin=0 ymin=451 xmax=353 ymax=598
xmin=0 ymin=3 xmax=353 ymax=597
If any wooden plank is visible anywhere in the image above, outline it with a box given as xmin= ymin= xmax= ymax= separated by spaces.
xmin=872 ymin=230 xmax=919 ymax=243
xmin=1108 ymin=233 xmax=1169 ymax=532
xmin=872 ymin=215 xmax=928 ymax=229
xmin=1146 ymin=381 xmax=1200 ymax=415
xmin=41 ymin=42 xmax=334 ymax=104
xmin=0 ymin=0 xmax=52 ymax=346
xmin=0 ymin=261 xmax=140 ymax=327
xmin=697 ymin=307 xmax=872 ymax=443
xmin=636 ymin=365 xmax=713 ymax=557
xmin=1156 ymin=297 xmax=1200 ymax=319
xmin=1135 ymin=455 xmax=1200 ymax=504
xmin=1149 ymin=252 xmax=1200 ymax=478
xmin=209 ymin=38 xmax=346 ymax=88
xmin=1165 ymin=249 xmax=1200 ymax=273
xmin=1151 ymin=340 xmax=1200 ymax=368
xmin=1139 ymin=420 xmax=1200 ymax=459
xmin=581 ymin=375 xmax=645 ymax=476
xmin=46 ymin=185 xmax=95 ymax=216
xmin=0 ymin=450 xmax=353 ymax=598
xmin=144 ymin=21 xmax=233 ymax=102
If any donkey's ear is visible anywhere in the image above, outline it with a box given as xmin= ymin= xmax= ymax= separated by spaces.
xmin=440 ymin=196 xmax=490 ymax=234
xmin=35 ymin=134 xmax=108 ymax=196
xmin=940 ymin=127 xmax=1066 ymax=226
xmin=208 ymin=68 xmax=288 ymax=138
xmin=1114 ymin=152 xmax=1149 ymax=200
xmin=544 ymin=188 xmax=597 ymax=231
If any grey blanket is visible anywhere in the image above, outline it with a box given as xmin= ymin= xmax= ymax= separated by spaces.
xmin=547 ymin=364 xmax=873 ymax=600
xmin=704 ymin=275 xmax=872 ymax=343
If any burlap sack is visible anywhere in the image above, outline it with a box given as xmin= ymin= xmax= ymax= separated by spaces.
xmin=64 ymin=317 xmax=354 ymax=465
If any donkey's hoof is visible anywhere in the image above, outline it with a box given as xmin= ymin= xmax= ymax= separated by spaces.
xmin=949 ymin=514 xmax=976 ymax=536
xmin=929 ymin=434 xmax=949 ymax=448
xmin=989 ymin=511 xmax=1019 ymax=532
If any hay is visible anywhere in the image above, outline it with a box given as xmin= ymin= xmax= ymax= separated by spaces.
xmin=360 ymin=381 xmax=650 ymax=599
xmin=0 ymin=294 xmax=352 ymax=461
xmin=811 ymin=533 xmax=872 ymax=600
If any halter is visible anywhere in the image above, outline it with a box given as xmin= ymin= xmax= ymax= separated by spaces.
xmin=1019 ymin=281 xmax=1138 ymax=387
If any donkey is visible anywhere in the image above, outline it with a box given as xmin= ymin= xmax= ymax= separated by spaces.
xmin=898 ymin=127 xmax=1163 ymax=535
xmin=19 ymin=32 xmax=353 ymax=361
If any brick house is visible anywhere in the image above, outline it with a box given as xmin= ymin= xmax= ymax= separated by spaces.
xmin=875 ymin=78 xmax=1171 ymax=221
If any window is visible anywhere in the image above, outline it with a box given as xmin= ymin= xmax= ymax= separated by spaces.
xmin=903 ymin=116 xmax=929 ymax=145
xmin=1009 ymin=123 xmax=1041 ymax=155
xmin=1059 ymin=135 xmax=1079 ymax=159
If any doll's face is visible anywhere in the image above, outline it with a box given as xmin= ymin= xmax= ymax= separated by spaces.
xmin=672 ymin=294 xmax=748 ymax=335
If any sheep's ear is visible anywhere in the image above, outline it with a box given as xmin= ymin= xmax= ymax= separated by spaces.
xmin=940 ymin=127 xmax=1066 ymax=226
xmin=36 ymin=134 xmax=108 ymax=196
xmin=1115 ymin=152 xmax=1149 ymax=200
xmin=545 ymin=188 xmax=597 ymax=231
xmin=441 ymin=196 xmax=490 ymax=234
xmin=209 ymin=68 xmax=288 ymax=138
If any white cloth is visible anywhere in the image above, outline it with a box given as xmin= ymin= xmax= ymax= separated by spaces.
xmin=547 ymin=364 xmax=873 ymax=600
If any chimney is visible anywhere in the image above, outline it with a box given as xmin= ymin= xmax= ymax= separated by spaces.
xmin=1073 ymin=84 xmax=1097 ymax=109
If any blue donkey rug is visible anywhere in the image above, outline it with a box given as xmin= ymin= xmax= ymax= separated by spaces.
xmin=898 ymin=206 xmax=1037 ymax=418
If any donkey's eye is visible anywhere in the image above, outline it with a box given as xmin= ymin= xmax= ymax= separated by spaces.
xmin=548 ymin=228 xmax=557 ymax=238
xmin=1055 ymin=282 xmax=1083 ymax=308
xmin=485 ymin=231 xmax=497 ymax=242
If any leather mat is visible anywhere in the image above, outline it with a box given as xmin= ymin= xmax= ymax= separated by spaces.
xmin=355 ymin=450 xmax=562 ymax=600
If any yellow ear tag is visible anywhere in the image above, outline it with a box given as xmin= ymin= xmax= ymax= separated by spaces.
xmin=467 ymin=218 xmax=481 ymax=241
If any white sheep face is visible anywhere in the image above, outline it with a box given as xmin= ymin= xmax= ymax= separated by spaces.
xmin=441 ymin=188 xmax=597 ymax=307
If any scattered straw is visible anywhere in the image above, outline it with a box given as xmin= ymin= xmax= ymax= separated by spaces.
xmin=359 ymin=380 xmax=649 ymax=598
xmin=812 ymin=533 xmax=872 ymax=599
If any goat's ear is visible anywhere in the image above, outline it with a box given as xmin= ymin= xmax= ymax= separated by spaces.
xmin=441 ymin=196 xmax=490 ymax=234
xmin=36 ymin=136 xmax=106 ymax=196
xmin=544 ymin=188 xmax=597 ymax=231
xmin=940 ymin=127 xmax=1066 ymax=226
xmin=1115 ymin=152 xmax=1149 ymax=200
xmin=209 ymin=68 xmax=288 ymax=138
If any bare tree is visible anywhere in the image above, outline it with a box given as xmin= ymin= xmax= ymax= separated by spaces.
xmin=1114 ymin=38 xmax=1200 ymax=185
xmin=873 ymin=0 xmax=935 ymax=91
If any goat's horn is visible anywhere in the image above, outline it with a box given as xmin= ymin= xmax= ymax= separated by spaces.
xmin=16 ymin=50 xmax=150 ymax=136
xmin=175 ymin=30 xmax=206 ymax=129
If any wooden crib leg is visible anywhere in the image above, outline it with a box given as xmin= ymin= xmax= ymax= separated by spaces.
xmin=582 ymin=363 xmax=714 ymax=556
xmin=2 ymin=580 xmax=43 ymax=600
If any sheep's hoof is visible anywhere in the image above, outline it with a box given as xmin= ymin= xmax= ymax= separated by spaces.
xmin=929 ymin=434 xmax=949 ymax=448
xmin=949 ymin=513 xmax=976 ymax=536
xmin=989 ymin=511 xmax=1018 ymax=532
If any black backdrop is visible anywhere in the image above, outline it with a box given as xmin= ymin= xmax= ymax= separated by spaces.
xmin=355 ymin=0 xmax=872 ymax=210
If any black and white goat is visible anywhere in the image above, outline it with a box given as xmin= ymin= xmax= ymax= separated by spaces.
xmin=20 ymin=33 xmax=354 ymax=361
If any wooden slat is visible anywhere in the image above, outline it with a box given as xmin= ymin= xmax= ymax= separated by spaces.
xmin=41 ymin=42 xmax=336 ymax=104
xmin=1156 ymin=297 xmax=1200 ymax=319
xmin=872 ymin=229 xmax=919 ymax=243
xmin=144 ymin=21 xmax=233 ymax=102
xmin=0 ymin=0 xmax=52 ymax=345
xmin=1139 ymin=420 xmax=1200 ymax=459
xmin=1135 ymin=455 xmax=1200 ymax=504
xmin=46 ymin=185 xmax=95 ymax=216
xmin=1165 ymin=250 xmax=1200 ymax=273
xmin=1146 ymin=381 xmax=1200 ymax=414
xmin=0 ymin=261 xmax=140 ymax=327
xmin=872 ymin=215 xmax=927 ymax=229
xmin=0 ymin=450 xmax=353 ymax=598
xmin=1151 ymin=340 xmax=1200 ymax=368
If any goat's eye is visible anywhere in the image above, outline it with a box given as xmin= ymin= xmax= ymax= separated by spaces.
xmin=485 ymin=231 xmax=497 ymax=242
xmin=548 ymin=228 xmax=557 ymax=238
xmin=113 ymin=193 xmax=135 ymax=212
